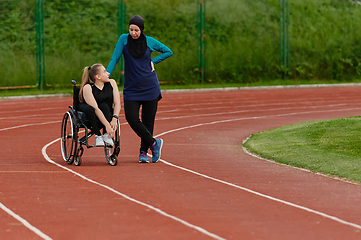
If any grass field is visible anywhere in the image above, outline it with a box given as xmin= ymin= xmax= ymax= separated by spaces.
xmin=243 ymin=116 xmax=361 ymax=184
xmin=2 ymin=0 xmax=361 ymax=86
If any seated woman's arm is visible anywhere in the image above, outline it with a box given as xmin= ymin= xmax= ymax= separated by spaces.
xmin=110 ymin=79 xmax=121 ymax=130
xmin=83 ymin=84 xmax=115 ymax=137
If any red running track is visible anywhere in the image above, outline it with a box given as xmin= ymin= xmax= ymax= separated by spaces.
xmin=1 ymin=86 xmax=361 ymax=240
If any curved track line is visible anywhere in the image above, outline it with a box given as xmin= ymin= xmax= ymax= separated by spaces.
xmin=241 ymin=136 xmax=361 ymax=186
xmin=37 ymin=106 xmax=361 ymax=238
xmin=0 ymin=202 xmax=52 ymax=240
xmin=155 ymin=107 xmax=361 ymax=138
xmin=153 ymin=109 xmax=361 ymax=230
xmin=157 ymin=160 xmax=361 ymax=230
xmin=42 ymin=139 xmax=225 ymax=240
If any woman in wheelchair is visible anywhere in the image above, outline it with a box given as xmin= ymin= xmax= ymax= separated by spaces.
xmin=77 ymin=63 xmax=121 ymax=147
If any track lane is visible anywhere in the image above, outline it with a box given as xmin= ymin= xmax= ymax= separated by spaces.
xmin=1 ymin=87 xmax=361 ymax=239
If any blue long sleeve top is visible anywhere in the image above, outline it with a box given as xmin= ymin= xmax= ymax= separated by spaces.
xmin=107 ymin=34 xmax=173 ymax=101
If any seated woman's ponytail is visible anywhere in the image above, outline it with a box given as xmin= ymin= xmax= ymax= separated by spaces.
xmin=79 ymin=64 xmax=102 ymax=102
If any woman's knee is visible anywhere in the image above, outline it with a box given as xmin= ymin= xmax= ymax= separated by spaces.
xmin=78 ymin=103 xmax=95 ymax=115
xmin=125 ymin=115 xmax=141 ymax=126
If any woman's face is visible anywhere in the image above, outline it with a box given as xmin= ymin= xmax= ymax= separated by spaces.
xmin=96 ymin=65 xmax=110 ymax=83
xmin=129 ymin=24 xmax=141 ymax=39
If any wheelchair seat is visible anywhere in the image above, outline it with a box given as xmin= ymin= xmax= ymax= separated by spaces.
xmin=72 ymin=81 xmax=89 ymax=124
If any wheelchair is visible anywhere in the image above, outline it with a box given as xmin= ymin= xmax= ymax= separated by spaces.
xmin=60 ymin=80 xmax=121 ymax=166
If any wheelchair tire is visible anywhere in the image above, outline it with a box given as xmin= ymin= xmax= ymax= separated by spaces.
xmin=60 ymin=110 xmax=78 ymax=164
xmin=104 ymin=118 xmax=120 ymax=166
xmin=104 ymin=147 xmax=117 ymax=166
xmin=105 ymin=153 xmax=117 ymax=166
xmin=109 ymin=155 xmax=117 ymax=166
xmin=74 ymin=156 xmax=82 ymax=166
xmin=114 ymin=118 xmax=121 ymax=154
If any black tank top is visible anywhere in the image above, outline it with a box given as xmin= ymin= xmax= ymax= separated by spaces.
xmin=91 ymin=82 xmax=113 ymax=109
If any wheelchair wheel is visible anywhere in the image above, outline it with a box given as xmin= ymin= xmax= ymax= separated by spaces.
xmin=74 ymin=146 xmax=83 ymax=166
xmin=104 ymin=119 xmax=120 ymax=166
xmin=105 ymin=152 xmax=117 ymax=166
xmin=114 ymin=118 xmax=121 ymax=156
xmin=60 ymin=110 xmax=78 ymax=164
xmin=74 ymin=156 xmax=82 ymax=166
xmin=104 ymin=147 xmax=117 ymax=166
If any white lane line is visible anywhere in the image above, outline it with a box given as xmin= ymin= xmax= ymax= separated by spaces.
xmin=241 ymin=137 xmax=361 ymax=186
xmin=156 ymin=103 xmax=359 ymax=121
xmin=0 ymin=107 xmax=64 ymax=114
xmin=42 ymin=139 xmax=225 ymax=240
xmin=0 ymin=121 xmax=60 ymax=132
xmin=0 ymin=114 xmax=63 ymax=120
xmin=0 ymin=121 xmax=61 ymax=240
xmin=0 ymin=202 xmax=52 ymax=240
xmin=156 ymin=107 xmax=361 ymax=138
xmin=153 ymin=108 xmax=361 ymax=230
xmin=3 ymin=106 xmax=360 ymax=238
xmin=158 ymin=160 xmax=361 ymax=230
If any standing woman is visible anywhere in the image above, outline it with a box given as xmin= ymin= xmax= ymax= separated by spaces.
xmin=107 ymin=15 xmax=173 ymax=163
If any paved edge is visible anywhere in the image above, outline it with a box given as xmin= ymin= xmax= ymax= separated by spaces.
xmin=2 ymin=83 xmax=361 ymax=100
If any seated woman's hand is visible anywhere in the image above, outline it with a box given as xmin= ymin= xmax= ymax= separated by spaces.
xmin=106 ymin=125 xmax=115 ymax=138
xmin=110 ymin=118 xmax=118 ymax=132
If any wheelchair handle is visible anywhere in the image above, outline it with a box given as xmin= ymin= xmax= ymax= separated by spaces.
xmin=71 ymin=80 xmax=76 ymax=86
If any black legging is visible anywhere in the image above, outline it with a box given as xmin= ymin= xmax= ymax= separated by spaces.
xmin=124 ymin=98 xmax=159 ymax=152
xmin=77 ymin=102 xmax=112 ymax=136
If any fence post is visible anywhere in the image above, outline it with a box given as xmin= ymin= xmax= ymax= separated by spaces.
xmin=279 ymin=0 xmax=289 ymax=80
xmin=36 ymin=0 xmax=45 ymax=90
xmin=118 ymin=0 xmax=127 ymax=85
xmin=197 ymin=0 xmax=206 ymax=83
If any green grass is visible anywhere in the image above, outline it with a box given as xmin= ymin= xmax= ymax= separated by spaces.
xmin=243 ymin=116 xmax=361 ymax=183
xmin=2 ymin=0 xmax=361 ymax=86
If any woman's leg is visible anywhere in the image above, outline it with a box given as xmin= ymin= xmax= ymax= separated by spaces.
xmin=124 ymin=99 xmax=155 ymax=152
xmin=140 ymin=98 xmax=159 ymax=151
xmin=77 ymin=102 xmax=101 ymax=136
xmin=97 ymin=103 xmax=112 ymax=134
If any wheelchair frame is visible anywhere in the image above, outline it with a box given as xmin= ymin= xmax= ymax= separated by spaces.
xmin=60 ymin=80 xmax=121 ymax=166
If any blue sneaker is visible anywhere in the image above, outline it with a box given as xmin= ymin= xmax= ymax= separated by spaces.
xmin=150 ymin=139 xmax=163 ymax=163
xmin=139 ymin=151 xmax=149 ymax=163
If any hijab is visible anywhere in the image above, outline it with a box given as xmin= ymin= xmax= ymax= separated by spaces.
xmin=127 ymin=15 xmax=147 ymax=59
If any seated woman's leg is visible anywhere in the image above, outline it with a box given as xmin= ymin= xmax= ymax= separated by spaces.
xmin=97 ymin=102 xmax=114 ymax=145
xmin=97 ymin=102 xmax=112 ymax=134
xmin=77 ymin=102 xmax=101 ymax=136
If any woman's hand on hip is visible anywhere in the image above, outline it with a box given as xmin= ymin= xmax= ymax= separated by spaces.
xmin=151 ymin=61 xmax=155 ymax=72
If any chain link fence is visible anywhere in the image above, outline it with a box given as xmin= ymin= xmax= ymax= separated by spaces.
xmin=1 ymin=0 xmax=361 ymax=90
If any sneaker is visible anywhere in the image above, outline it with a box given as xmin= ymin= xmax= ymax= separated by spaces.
xmin=139 ymin=151 xmax=149 ymax=163
xmin=150 ymin=139 xmax=163 ymax=163
xmin=95 ymin=135 xmax=105 ymax=146
xmin=102 ymin=133 xmax=114 ymax=146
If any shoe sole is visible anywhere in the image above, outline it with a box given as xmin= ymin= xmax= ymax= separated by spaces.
xmin=139 ymin=160 xmax=149 ymax=163
xmin=152 ymin=139 xmax=163 ymax=163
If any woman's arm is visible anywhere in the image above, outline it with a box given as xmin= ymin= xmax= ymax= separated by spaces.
xmin=109 ymin=79 xmax=121 ymax=130
xmin=147 ymin=37 xmax=173 ymax=64
xmin=83 ymin=84 xmax=114 ymax=137
xmin=106 ymin=34 xmax=128 ymax=76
